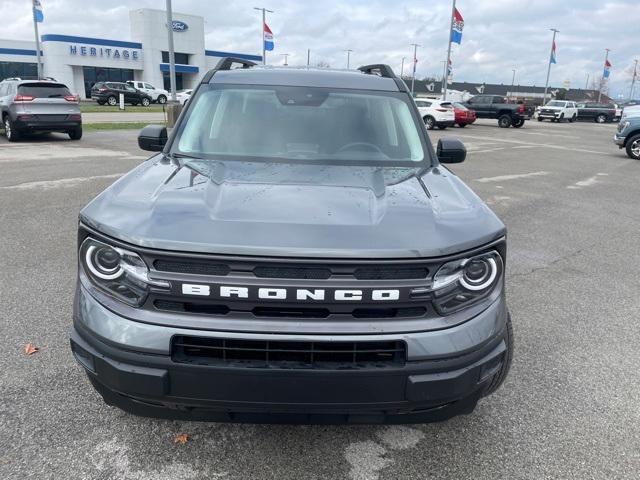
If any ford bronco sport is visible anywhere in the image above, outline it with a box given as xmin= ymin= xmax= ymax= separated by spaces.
xmin=71 ymin=58 xmax=513 ymax=424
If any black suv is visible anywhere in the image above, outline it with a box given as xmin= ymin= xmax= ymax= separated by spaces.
xmin=71 ymin=59 xmax=513 ymax=424
xmin=576 ymin=102 xmax=616 ymax=123
xmin=90 ymin=82 xmax=152 ymax=106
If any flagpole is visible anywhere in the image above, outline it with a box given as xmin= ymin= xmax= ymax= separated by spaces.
xmin=442 ymin=0 xmax=456 ymax=100
xmin=410 ymin=43 xmax=420 ymax=96
xmin=630 ymin=59 xmax=638 ymax=100
xmin=542 ymin=28 xmax=559 ymax=106
xmin=254 ymin=7 xmax=273 ymax=65
xmin=32 ymin=1 xmax=43 ymax=79
xmin=598 ymin=48 xmax=610 ymax=103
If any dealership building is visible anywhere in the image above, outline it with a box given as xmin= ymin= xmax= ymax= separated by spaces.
xmin=0 ymin=8 xmax=262 ymax=98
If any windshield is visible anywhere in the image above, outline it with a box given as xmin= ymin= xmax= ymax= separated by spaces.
xmin=546 ymin=101 xmax=566 ymax=107
xmin=173 ymin=84 xmax=427 ymax=165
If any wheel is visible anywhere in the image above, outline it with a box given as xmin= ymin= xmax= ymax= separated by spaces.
xmin=512 ymin=119 xmax=525 ymax=128
xmin=625 ymin=134 xmax=640 ymax=160
xmin=569 ymin=114 xmax=576 ymax=123
xmin=157 ymin=95 xmax=167 ymax=105
xmin=141 ymin=97 xmax=150 ymax=107
xmin=131 ymin=102 xmax=138 ymax=106
xmin=68 ymin=127 xmax=82 ymax=140
xmin=498 ymin=114 xmax=512 ymax=128
xmin=559 ymin=113 xmax=565 ymax=122
xmin=423 ymin=116 xmax=435 ymax=130
xmin=97 ymin=100 xmax=106 ymax=106
xmin=537 ymin=117 xmax=543 ymax=122
xmin=595 ymin=114 xmax=607 ymax=123
xmin=4 ymin=115 xmax=21 ymax=142
xmin=107 ymin=96 xmax=117 ymax=106
xmin=437 ymin=125 xmax=447 ymax=130
xmin=482 ymin=313 xmax=514 ymax=396
xmin=457 ymin=123 xmax=466 ymax=128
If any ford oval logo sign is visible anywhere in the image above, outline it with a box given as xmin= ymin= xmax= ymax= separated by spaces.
xmin=171 ymin=21 xmax=188 ymax=32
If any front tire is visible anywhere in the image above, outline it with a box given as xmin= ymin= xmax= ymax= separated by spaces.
xmin=569 ymin=114 xmax=576 ymax=123
xmin=482 ymin=313 xmax=514 ymax=396
xmin=498 ymin=114 xmax=512 ymax=128
xmin=512 ymin=119 xmax=525 ymax=128
xmin=424 ymin=116 xmax=435 ymax=130
xmin=595 ymin=113 xmax=607 ymax=123
xmin=157 ymin=95 xmax=167 ymax=105
xmin=537 ymin=117 xmax=544 ymax=122
xmin=97 ymin=100 xmax=106 ymax=106
xmin=68 ymin=127 xmax=83 ymax=140
xmin=107 ymin=95 xmax=117 ymax=106
xmin=457 ymin=123 xmax=466 ymax=128
xmin=141 ymin=97 xmax=151 ymax=107
xmin=625 ymin=134 xmax=640 ymax=159
xmin=4 ymin=116 xmax=21 ymax=142
xmin=437 ymin=125 xmax=447 ymax=130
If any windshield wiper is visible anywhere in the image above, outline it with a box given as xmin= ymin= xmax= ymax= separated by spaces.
xmin=169 ymin=152 xmax=203 ymax=160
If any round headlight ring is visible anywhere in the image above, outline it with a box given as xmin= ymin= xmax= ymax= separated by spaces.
xmin=85 ymin=245 xmax=123 ymax=280
xmin=460 ymin=257 xmax=497 ymax=291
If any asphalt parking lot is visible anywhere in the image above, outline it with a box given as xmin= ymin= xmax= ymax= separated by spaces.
xmin=1 ymin=119 xmax=639 ymax=479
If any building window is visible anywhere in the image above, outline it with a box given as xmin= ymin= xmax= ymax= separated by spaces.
xmin=161 ymin=51 xmax=190 ymax=64
xmin=83 ymin=66 xmax=134 ymax=98
xmin=0 ymin=62 xmax=38 ymax=81
xmin=162 ymin=72 xmax=184 ymax=92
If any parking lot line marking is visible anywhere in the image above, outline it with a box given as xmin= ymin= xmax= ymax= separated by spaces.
xmin=517 ymin=131 xmax=582 ymax=139
xmin=475 ymin=171 xmax=549 ymax=183
xmin=460 ymin=134 xmax=610 ymax=155
xmin=469 ymin=147 xmax=506 ymax=154
xmin=567 ymin=173 xmax=609 ymax=189
xmin=1 ymin=173 xmax=124 ymax=190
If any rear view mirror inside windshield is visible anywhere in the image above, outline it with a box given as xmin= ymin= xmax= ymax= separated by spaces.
xmin=276 ymin=89 xmax=328 ymax=107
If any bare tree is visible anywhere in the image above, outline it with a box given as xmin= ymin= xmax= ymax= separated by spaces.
xmin=315 ymin=61 xmax=331 ymax=69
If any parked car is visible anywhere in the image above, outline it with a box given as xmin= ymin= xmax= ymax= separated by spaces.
xmin=415 ymin=99 xmax=455 ymax=130
xmin=452 ymin=102 xmax=476 ymax=127
xmin=90 ymin=82 xmax=152 ymax=107
xmin=463 ymin=95 xmax=533 ymax=128
xmin=0 ymin=77 xmax=82 ymax=141
xmin=613 ymin=104 xmax=623 ymax=121
xmin=537 ymin=100 xmax=578 ymax=122
xmin=71 ymin=59 xmax=513 ymax=424
xmin=175 ymin=89 xmax=193 ymax=105
xmin=575 ymin=102 xmax=616 ymax=123
xmin=126 ymin=81 xmax=168 ymax=104
xmin=614 ymin=116 xmax=640 ymax=159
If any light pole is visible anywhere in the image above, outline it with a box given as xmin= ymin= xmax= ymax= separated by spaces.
xmin=343 ymin=49 xmax=353 ymax=69
xmin=585 ymin=73 xmax=590 ymax=90
xmin=629 ymin=59 xmax=637 ymax=100
xmin=542 ymin=28 xmax=559 ymax=106
xmin=510 ymin=68 xmax=516 ymax=98
xmin=281 ymin=53 xmax=290 ymax=66
xmin=410 ymin=43 xmax=421 ymax=96
xmin=400 ymin=57 xmax=406 ymax=77
xmin=443 ymin=0 xmax=456 ymax=100
xmin=165 ymin=0 xmax=177 ymax=102
xmin=307 ymin=49 xmax=310 ymax=67
xmin=598 ymin=48 xmax=610 ymax=103
xmin=254 ymin=7 xmax=274 ymax=65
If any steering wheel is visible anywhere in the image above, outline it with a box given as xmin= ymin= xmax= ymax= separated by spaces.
xmin=337 ymin=142 xmax=384 ymax=154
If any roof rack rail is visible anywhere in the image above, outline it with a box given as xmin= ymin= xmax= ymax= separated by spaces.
xmin=357 ymin=64 xmax=396 ymax=79
xmin=201 ymin=57 xmax=258 ymax=83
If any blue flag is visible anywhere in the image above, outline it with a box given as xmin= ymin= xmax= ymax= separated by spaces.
xmin=451 ymin=8 xmax=464 ymax=44
xmin=33 ymin=0 xmax=44 ymax=22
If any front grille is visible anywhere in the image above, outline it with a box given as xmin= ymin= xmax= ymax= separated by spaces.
xmin=154 ymin=300 xmax=427 ymax=319
xmin=171 ymin=336 xmax=406 ymax=369
xmin=151 ymin=256 xmax=428 ymax=280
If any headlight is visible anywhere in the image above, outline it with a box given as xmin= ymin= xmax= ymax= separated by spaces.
xmin=432 ymin=250 xmax=503 ymax=315
xmin=618 ymin=121 xmax=629 ymax=133
xmin=79 ymin=237 xmax=170 ymax=306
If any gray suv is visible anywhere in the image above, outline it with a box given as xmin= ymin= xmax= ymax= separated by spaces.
xmin=70 ymin=59 xmax=513 ymax=424
xmin=0 ymin=78 xmax=82 ymax=141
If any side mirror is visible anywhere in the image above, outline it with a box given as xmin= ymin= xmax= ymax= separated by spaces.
xmin=437 ymin=138 xmax=466 ymax=164
xmin=138 ymin=125 xmax=167 ymax=152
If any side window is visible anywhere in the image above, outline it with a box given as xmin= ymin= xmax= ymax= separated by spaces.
xmin=144 ymin=83 xmax=154 ymax=89
xmin=125 ymin=85 xmax=136 ymax=92
xmin=0 ymin=83 xmax=7 ymax=97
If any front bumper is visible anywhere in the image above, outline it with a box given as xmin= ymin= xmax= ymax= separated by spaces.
xmin=614 ymin=133 xmax=626 ymax=147
xmin=71 ymin=284 xmax=509 ymax=423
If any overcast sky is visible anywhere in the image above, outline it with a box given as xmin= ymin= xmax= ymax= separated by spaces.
xmin=2 ymin=0 xmax=639 ymax=97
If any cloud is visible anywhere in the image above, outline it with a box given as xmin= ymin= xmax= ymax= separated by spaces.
xmin=1 ymin=0 xmax=638 ymax=97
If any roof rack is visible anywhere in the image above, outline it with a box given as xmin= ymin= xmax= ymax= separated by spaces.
xmin=201 ymin=57 xmax=257 ymax=83
xmin=357 ymin=64 xmax=396 ymax=79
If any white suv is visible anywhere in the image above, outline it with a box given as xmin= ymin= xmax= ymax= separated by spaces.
xmin=537 ymin=100 xmax=578 ymax=123
xmin=126 ymin=81 xmax=168 ymax=104
xmin=415 ymin=99 xmax=455 ymax=130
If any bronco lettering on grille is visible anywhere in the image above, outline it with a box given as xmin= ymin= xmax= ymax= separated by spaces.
xmin=181 ymin=284 xmax=401 ymax=302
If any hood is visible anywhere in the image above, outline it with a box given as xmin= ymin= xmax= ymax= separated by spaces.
xmin=80 ymin=156 xmax=505 ymax=258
